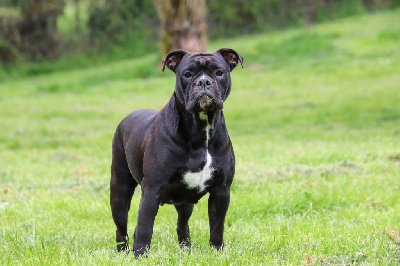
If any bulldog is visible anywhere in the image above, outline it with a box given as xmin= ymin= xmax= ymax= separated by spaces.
xmin=110 ymin=48 xmax=243 ymax=257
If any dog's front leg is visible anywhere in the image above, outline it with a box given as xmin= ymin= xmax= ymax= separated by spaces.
xmin=208 ymin=185 xmax=230 ymax=250
xmin=133 ymin=187 xmax=159 ymax=258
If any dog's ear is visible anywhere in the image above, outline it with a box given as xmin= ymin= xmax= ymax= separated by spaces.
xmin=162 ymin=50 xmax=188 ymax=72
xmin=216 ymin=48 xmax=244 ymax=71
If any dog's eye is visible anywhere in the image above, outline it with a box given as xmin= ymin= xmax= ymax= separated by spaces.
xmin=216 ymin=70 xmax=224 ymax=77
xmin=183 ymin=72 xmax=192 ymax=78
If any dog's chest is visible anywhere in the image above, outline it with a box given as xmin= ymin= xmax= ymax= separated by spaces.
xmin=182 ymin=151 xmax=214 ymax=192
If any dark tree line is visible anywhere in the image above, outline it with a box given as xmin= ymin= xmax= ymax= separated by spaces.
xmin=0 ymin=0 xmax=399 ymax=64
xmin=0 ymin=0 xmax=64 ymax=62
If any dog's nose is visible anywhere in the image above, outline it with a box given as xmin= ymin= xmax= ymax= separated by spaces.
xmin=196 ymin=78 xmax=212 ymax=90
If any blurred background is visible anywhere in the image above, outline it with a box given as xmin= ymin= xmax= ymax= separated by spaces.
xmin=1 ymin=0 xmax=399 ymax=78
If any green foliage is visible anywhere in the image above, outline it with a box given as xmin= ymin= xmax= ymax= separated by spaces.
xmin=0 ymin=0 xmax=30 ymax=8
xmin=86 ymin=0 xmax=157 ymax=47
xmin=391 ymin=0 xmax=400 ymax=6
xmin=207 ymin=0 xmax=376 ymax=38
xmin=1 ymin=8 xmax=400 ymax=264
xmin=315 ymin=0 xmax=367 ymax=22
xmin=0 ymin=37 xmax=7 ymax=48
xmin=87 ymin=6 xmax=110 ymax=33
xmin=2 ymin=0 xmax=400 ymax=79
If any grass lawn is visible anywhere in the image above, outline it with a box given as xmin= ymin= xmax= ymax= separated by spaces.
xmin=1 ymin=8 xmax=400 ymax=264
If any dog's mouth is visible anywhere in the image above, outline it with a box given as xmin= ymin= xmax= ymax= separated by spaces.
xmin=186 ymin=94 xmax=223 ymax=114
xmin=198 ymin=95 xmax=214 ymax=110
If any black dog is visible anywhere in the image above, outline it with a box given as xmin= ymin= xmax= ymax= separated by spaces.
xmin=110 ymin=48 xmax=243 ymax=257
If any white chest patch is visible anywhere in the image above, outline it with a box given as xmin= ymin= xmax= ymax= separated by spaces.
xmin=183 ymin=151 xmax=213 ymax=192
xmin=182 ymin=120 xmax=213 ymax=192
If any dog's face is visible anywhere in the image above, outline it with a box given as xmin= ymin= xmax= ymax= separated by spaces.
xmin=163 ymin=48 xmax=243 ymax=115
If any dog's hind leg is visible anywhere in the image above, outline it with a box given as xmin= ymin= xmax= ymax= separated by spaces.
xmin=175 ymin=203 xmax=194 ymax=248
xmin=110 ymin=130 xmax=138 ymax=252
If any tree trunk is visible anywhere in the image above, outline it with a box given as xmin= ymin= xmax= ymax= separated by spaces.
xmin=154 ymin=0 xmax=207 ymax=55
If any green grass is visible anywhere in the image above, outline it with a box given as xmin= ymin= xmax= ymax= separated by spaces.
xmin=1 ymin=8 xmax=400 ymax=264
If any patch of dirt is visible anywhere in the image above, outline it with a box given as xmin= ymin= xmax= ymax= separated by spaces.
xmin=304 ymin=254 xmax=323 ymax=265
xmin=262 ymin=160 xmax=363 ymax=179
xmin=385 ymin=227 xmax=400 ymax=246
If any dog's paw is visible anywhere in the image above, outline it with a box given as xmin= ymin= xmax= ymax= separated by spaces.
xmin=116 ymin=231 xmax=130 ymax=252
xmin=116 ymin=243 xmax=130 ymax=252
xmin=210 ymin=242 xmax=224 ymax=251
xmin=133 ymin=247 xmax=148 ymax=259
xmin=179 ymin=238 xmax=192 ymax=250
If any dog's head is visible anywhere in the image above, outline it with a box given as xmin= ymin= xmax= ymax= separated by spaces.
xmin=162 ymin=48 xmax=243 ymax=115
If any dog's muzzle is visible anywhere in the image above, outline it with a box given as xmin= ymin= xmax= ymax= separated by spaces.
xmin=186 ymin=76 xmax=223 ymax=113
